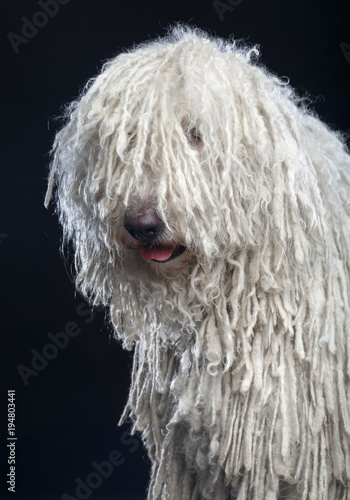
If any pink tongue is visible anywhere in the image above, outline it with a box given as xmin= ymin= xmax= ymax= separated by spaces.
xmin=140 ymin=245 xmax=174 ymax=262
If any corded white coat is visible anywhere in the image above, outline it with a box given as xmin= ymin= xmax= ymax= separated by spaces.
xmin=46 ymin=26 xmax=350 ymax=499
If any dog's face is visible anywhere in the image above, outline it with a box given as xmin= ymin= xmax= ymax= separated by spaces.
xmin=111 ymin=153 xmax=201 ymax=277
xmin=108 ymin=121 xmax=210 ymax=277
xmin=108 ymin=106 xmax=261 ymax=278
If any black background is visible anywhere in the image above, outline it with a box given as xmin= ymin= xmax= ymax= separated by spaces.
xmin=1 ymin=1 xmax=349 ymax=499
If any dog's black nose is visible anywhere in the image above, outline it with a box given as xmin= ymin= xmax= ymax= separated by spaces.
xmin=124 ymin=209 xmax=165 ymax=242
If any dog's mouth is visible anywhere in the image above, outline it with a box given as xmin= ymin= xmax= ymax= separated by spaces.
xmin=139 ymin=244 xmax=186 ymax=263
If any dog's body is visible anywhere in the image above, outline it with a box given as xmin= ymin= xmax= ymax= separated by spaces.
xmin=46 ymin=26 xmax=350 ymax=499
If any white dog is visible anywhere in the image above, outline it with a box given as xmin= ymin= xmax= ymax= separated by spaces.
xmin=46 ymin=26 xmax=350 ymax=499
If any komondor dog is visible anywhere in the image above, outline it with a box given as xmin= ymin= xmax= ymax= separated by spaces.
xmin=45 ymin=26 xmax=350 ymax=499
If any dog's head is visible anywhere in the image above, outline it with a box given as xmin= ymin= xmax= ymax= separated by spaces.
xmin=45 ymin=25 xmax=332 ymax=319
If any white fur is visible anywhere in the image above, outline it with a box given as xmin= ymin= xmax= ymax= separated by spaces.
xmin=46 ymin=26 xmax=350 ymax=499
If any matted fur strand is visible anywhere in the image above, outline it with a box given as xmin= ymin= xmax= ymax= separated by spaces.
xmin=46 ymin=25 xmax=350 ymax=499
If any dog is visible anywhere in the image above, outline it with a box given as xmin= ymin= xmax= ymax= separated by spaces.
xmin=45 ymin=25 xmax=350 ymax=499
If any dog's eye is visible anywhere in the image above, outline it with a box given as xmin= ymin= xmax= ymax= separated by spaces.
xmin=188 ymin=128 xmax=202 ymax=145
